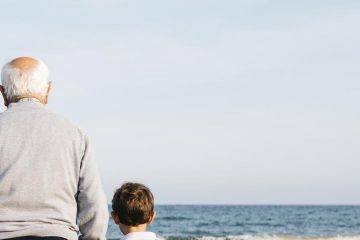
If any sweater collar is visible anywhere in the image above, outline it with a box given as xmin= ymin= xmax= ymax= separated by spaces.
xmin=121 ymin=232 xmax=157 ymax=240
xmin=7 ymin=99 xmax=45 ymax=110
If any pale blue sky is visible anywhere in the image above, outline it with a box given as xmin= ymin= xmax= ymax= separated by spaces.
xmin=0 ymin=0 xmax=359 ymax=204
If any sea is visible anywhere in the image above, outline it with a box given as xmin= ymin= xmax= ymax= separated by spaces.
xmin=106 ymin=205 xmax=360 ymax=240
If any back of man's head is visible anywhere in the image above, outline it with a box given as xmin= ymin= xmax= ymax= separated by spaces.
xmin=112 ymin=182 xmax=154 ymax=226
xmin=1 ymin=57 xmax=49 ymax=102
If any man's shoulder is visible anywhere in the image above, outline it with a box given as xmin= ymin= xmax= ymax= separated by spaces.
xmin=42 ymin=109 xmax=89 ymax=138
xmin=0 ymin=104 xmax=88 ymax=139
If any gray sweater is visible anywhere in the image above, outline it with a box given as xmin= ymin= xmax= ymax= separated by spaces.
xmin=0 ymin=101 xmax=109 ymax=240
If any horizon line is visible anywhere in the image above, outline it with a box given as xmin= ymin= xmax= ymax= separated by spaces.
xmin=107 ymin=203 xmax=360 ymax=206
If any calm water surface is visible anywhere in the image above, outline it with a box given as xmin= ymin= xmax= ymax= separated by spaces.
xmin=106 ymin=205 xmax=360 ymax=240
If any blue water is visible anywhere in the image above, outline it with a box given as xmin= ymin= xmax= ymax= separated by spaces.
xmin=106 ymin=205 xmax=360 ymax=240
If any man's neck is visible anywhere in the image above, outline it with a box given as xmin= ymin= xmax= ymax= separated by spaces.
xmin=9 ymin=94 xmax=46 ymax=105
xmin=18 ymin=97 xmax=41 ymax=103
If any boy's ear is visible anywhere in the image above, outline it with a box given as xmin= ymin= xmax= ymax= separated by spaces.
xmin=147 ymin=211 xmax=156 ymax=225
xmin=111 ymin=211 xmax=120 ymax=224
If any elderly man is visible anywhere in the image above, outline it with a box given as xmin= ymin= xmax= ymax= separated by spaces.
xmin=0 ymin=57 xmax=109 ymax=240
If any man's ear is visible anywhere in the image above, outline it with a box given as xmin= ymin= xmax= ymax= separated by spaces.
xmin=44 ymin=81 xmax=52 ymax=104
xmin=147 ymin=211 xmax=156 ymax=225
xmin=111 ymin=211 xmax=120 ymax=224
xmin=0 ymin=85 xmax=9 ymax=107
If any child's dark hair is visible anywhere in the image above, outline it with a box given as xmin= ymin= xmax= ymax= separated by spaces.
xmin=112 ymin=182 xmax=154 ymax=226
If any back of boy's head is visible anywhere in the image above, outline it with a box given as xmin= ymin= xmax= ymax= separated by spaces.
xmin=112 ymin=182 xmax=154 ymax=226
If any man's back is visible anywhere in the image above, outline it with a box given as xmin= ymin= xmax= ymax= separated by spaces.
xmin=0 ymin=100 xmax=108 ymax=240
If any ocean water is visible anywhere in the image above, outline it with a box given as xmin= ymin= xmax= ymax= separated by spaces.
xmin=106 ymin=205 xmax=360 ymax=240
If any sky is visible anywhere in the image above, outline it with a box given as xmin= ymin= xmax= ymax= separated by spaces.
xmin=0 ymin=0 xmax=359 ymax=204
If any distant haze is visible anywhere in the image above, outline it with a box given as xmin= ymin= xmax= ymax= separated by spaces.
xmin=0 ymin=0 xmax=359 ymax=204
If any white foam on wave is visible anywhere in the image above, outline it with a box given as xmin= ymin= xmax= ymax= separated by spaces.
xmin=154 ymin=235 xmax=360 ymax=240
xmin=197 ymin=235 xmax=360 ymax=240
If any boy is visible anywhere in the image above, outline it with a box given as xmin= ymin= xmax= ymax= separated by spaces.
xmin=111 ymin=182 xmax=157 ymax=240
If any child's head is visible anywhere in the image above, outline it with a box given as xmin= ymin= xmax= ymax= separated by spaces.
xmin=111 ymin=182 xmax=156 ymax=234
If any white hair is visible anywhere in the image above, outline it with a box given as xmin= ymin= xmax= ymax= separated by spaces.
xmin=1 ymin=58 xmax=49 ymax=99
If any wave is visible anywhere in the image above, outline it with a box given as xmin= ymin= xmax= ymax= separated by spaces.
xmin=108 ymin=235 xmax=360 ymax=240
xmin=155 ymin=235 xmax=360 ymax=240
xmin=158 ymin=216 xmax=193 ymax=221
